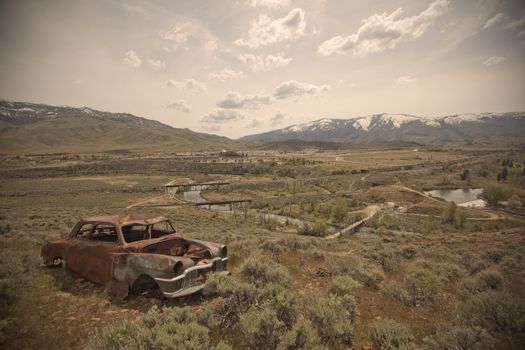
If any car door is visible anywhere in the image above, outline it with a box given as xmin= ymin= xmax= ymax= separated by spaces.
xmin=64 ymin=222 xmax=121 ymax=285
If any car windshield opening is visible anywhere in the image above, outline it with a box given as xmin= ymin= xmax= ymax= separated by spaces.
xmin=121 ymin=221 xmax=176 ymax=243
xmin=77 ymin=223 xmax=119 ymax=243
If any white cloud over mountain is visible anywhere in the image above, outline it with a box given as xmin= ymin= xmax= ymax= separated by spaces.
xmin=166 ymin=79 xmax=208 ymax=92
xmin=318 ymin=0 xmax=449 ymax=57
xmin=239 ymin=53 xmax=292 ymax=72
xmin=167 ymin=100 xmax=191 ymax=113
xmin=235 ymin=8 xmax=306 ymax=48
xmin=202 ymin=109 xmax=245 ymax=123
xmin=123 ymin=50 xmax=142 ymax=68
xmin=209 ymin=69 xmax=246 ymax=82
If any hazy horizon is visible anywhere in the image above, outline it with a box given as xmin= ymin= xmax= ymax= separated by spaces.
xmin=1 ymin=0 xmax=525 ymax=138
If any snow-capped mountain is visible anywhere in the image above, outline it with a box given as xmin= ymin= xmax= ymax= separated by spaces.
xmin=240 ymin=112 xmax=525 ymax=145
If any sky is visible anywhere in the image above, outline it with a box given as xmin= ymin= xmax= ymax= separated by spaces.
xmin=0 ymin=0 xmax=524 ymax=139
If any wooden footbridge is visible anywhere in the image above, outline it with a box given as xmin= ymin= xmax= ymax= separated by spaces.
xmin=164 ymin=181 xmax=230 ymax=195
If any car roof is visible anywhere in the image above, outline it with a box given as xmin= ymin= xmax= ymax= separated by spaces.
xmin=79 ymin=215 xmax=169 ymax=227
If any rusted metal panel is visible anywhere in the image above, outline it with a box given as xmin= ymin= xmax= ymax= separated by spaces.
xmin=41 ymin=215 xmax=228 ymax=298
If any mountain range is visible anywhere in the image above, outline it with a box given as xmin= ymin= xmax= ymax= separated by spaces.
xmin=241 ymin=113 xmax=525 ymax=145
xmin=1 ymin=101 xmax=524 ymax=154
xmin=0 ymin=101 xmax=235 ymax=154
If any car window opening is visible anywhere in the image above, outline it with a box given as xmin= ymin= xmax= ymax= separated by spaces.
xmin=122 ymin=221 xmax=176 ymax=243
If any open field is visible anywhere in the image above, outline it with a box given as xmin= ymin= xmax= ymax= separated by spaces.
xmin=1 ymin=146 xmax=525 ymax=349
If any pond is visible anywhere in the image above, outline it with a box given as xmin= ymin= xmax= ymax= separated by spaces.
xmin=424 ymin=188 xmax=486 ymax=208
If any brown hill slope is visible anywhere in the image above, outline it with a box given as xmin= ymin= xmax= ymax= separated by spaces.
xmin=0 ymin=101 xmax=237 ymax=154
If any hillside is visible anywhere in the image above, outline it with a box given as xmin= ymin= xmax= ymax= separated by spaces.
xmin=0 ymin=101 xmax=236 ymax=154
xmin=241 ymin=113 xmax=525 ymax=145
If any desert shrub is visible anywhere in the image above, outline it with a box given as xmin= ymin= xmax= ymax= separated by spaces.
xmin=398 ymin=245 xmax=418 ymax=259
xmin=483 ymin=249 xmax=505 ymax=264
xmin=202 ymin=274 xmax=260 ymax=329
xmin=329 ymin=276 xmax=362 ymax=296
xmin=331 ymin=199 xmax=348 ymax=223
xmin=381 ymin=281 xmax=410 ymax=304
xmin=204 ymin=272 xmax=297 ymax=330
xmin=352 ymin=264 xmax=385 ymax=289
xmin=471 ymin=269 xmax=504 ymax=292
xmin=298 ymin=221 xmax=328 ymax=237
xmin=261 ymin=283 xmax=298 ymax=328
xmin=323 ymin=255 xmax=355 ymax=276
xmin=278 ymin=319 xmax=323 ymax=350
xmin=0 ymin=248 xmax=53 ymax=314
xmin=273 ymin=236 xmax=312 ymax=252
xmin=433 ymin=262 xmax=465 ymax=281
xmin=422 ymin=324 xmax=492 ymax=350
xmin=261 ymin=240 xmax=285 ymax=256
xmin=90 ymin=306 xmax=213 ymax=350
xmin=403 ymin=266 xmax=443 ymax=306
xmin=369 ymin=319 xmax=416 ymax=350
xmin=240 ymin=256 xmax=291 ymax=288
xmin=303 ymin=294 xmax=356 ymax=348
xmin=481 ymin=186 xmax=510 ymax=206
xmin=459 ymin=291 xmax=525 ymax=335
xmin=239 ymin=308 xmax=285 ymax=349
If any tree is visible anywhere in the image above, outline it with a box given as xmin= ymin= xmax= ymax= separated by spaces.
xmin=331 ymin=199 xmax=348 ymax=223
xmin=442 ymin=202 xmax=457 ymax=224
xmin=481 ymin=186 xmax=509 ymax=207
xmin=501 ymin=167 xmax=508 ymax=181
xmin=460 ymin=169 xmax=471 ymax=184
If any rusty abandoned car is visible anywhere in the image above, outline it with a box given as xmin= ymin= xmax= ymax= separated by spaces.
xmin=41 ymin=215 xmax=228 ymax=298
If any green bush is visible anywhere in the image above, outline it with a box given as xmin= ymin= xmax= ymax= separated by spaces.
xmin=277 ymin=319 xmax=323 ymax=350
xmin=403 ymin=266 xmax=442 ymax=306
xmin=202 ymin=274 xmax=260 ymax=330
xmin=352 ymin=264 xmax=385 ymax=289
xmin=90 ymin=306 xmax=213 ymax=350
xmin=459 ymin=291 xmax=525 ymax=334
xmin=240 ymin=256 xmax=291 ymax=288
xmin=303 ymin=294 xmax=356 ymax=348
xmin=369 ymin=319 xmax=416 ymax=350
xmin=331 ymin=199 xmax=348 ymax=223
xmin=422 ymin=324 xmax=491 ymax=350
xmin=239 ymin=308 xmax=285 ymax=349
xmin=298 ymin=221 xmax=328 ymax=237
xmin=329 ymin=276 xmax=362 ymax=296
xmin=261 ymin=283 xmax=298 ymax=328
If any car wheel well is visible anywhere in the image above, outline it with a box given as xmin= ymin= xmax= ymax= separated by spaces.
xmin=130 ymin=274 xmax=160 ymax=296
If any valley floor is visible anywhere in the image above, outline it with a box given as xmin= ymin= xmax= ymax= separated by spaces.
xmin=1 ymin=146 xmax=524 ymax=349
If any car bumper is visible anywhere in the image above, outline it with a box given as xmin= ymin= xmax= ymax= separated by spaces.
xmin=154 ymin=257 xmax=228 ymax=298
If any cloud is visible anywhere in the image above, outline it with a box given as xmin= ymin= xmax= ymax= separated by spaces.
xmin=246 ymin=0 xmax=290 ymax=9
xmin=159 ymin=24 xmax=189 ymax=51
xmin=318 ymin=0 xmax=449 ymax=57
xmin=483 ymin=56 xmax=506 ymax=67
xmin=167 ymin=100 xmax=191 ymax=113
xmin=204 ymin=40 xmax=218 ymax=51
xmin=217 ymin=91 xmax=271 ymax=109
xmin=483 ymin=13 xmax=503 ymax=30
xmin=273 ymin=80 xmax=329 ymax=100
xmin=217 ymin=80 xmax=328 ymax=109
xmin=123 ymin=50 xmax=142 ymax=68
xmin=235 ymin=8 xmax=306 ymax=48
xmin=239 ymin=53 xmax=292 ymax=72
xmin=209 ymin=69 xmax=247 ymax=82
xmin=201 ymin=109 xmax=245 ymax=124
xmin=396 ymin=75 xmax=418 ymax=85
xmin=271 ymin=113 xmax=285 ymax=126
xmin=146 ymin=59 xmax=165 ymax=70
xmin=167 ymin=79 xmax=208 ymax=92
xmin=505 ymin=11 xmax=525 ymax=30
xmin=122 ymin=3 xmax=149 ymax=19
xmin=247 ymin=119 xmax=262 ymax=128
